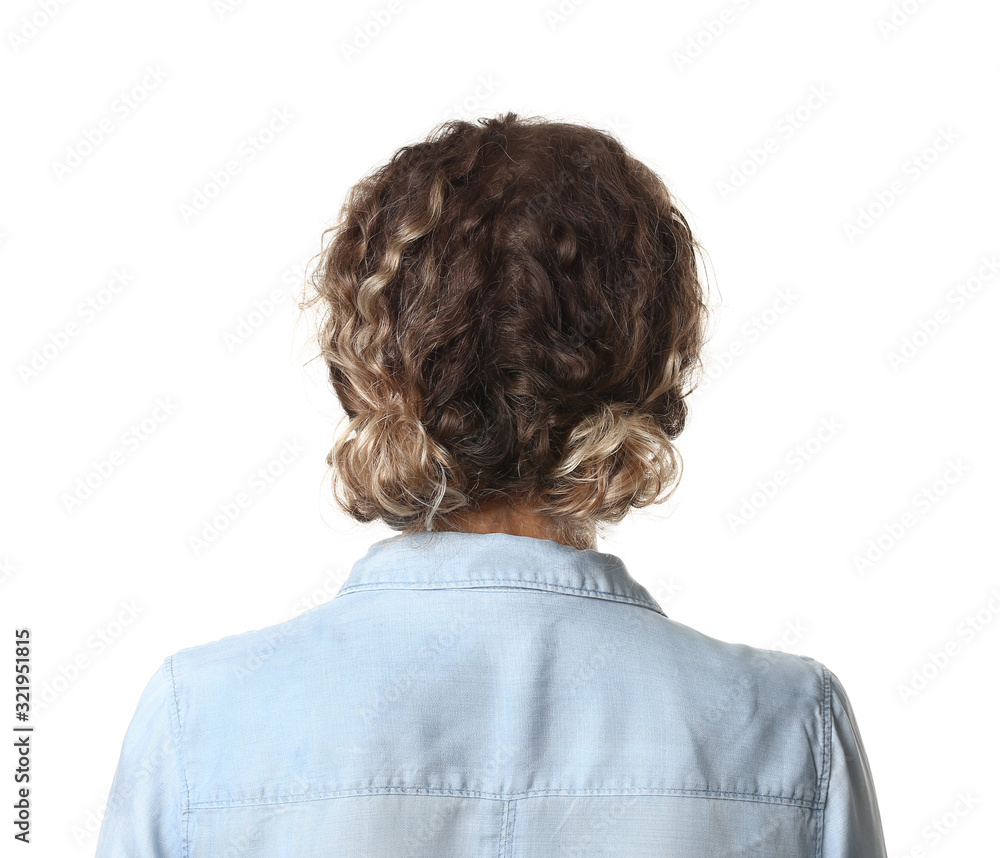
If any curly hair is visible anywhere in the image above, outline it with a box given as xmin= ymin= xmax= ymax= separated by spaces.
xmin=299 ymin=112 xmax=710 ymax=549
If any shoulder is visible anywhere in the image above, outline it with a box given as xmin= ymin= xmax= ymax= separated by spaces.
xmin=630 ymin=613 xmax=835 ymax=799
xmin=166 ymin=602 xmax=328 ymax=695
xmin=647 ymin=612 xmax=829 ymax=709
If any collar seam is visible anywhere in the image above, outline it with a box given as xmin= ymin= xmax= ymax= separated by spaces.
xmin=335 ymin=580 xmax=665 ymax=615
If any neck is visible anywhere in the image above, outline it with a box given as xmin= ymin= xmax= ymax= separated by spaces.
xmin=429 ymin=501 xmax=597 ymax=551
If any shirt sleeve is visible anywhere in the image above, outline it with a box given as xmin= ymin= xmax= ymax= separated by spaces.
xmin=95 ymin=656 xmax=186 ymax=858
xmin=820 ymin=666 xmax=888 ymax=858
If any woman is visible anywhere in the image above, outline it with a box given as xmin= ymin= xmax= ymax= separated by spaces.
xmin=96 ymin=112 xmax=887 ymax=856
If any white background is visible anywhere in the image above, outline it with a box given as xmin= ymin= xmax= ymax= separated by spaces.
xmin=2 ymin=0 xmax=998 ymax=854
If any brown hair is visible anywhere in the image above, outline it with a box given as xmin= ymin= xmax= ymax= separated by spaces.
xmin=300 ymin=112 xmax=710 ymax=548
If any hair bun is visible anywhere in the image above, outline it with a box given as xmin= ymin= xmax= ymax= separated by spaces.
xmin=544 ymin=403 xmax=682 ymax=523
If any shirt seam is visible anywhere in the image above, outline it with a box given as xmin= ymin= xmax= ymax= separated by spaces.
xmin=505 ymin=798 xmax=517 ymax=858
xmin=166 ymin=654 xmax=192 ymax=858
xmin=497 ymin=798 xmax=510 ymax=858
xmin=336 ymin=580 xmax=665 ymax=614
xmin=187 ymin=786 xmax=820 ymax=810
xmin=816 ymin=664 xmax=832 ymax=858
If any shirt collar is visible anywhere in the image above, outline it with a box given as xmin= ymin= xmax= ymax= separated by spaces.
xmin=336 ymin=529 xmax=666 ymax=616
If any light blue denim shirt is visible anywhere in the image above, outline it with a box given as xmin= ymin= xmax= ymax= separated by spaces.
xmin=96 ymin=530 xmax=887 ymax=857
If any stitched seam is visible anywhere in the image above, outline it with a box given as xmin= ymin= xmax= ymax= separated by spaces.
xmin=497 ymin=799 xmax=509 ymax=858
xmin=816 ymin=665 xmax=832 ymax=858
xmin=336 ymin=580 xmax=664 ymax=613
xmin=505 ymin=798 xmax=517 ymax=858
xmin=189 ymin=786 xmax=820 ymax=810
xmin=166 ymin=655 xmax=191 ymax=858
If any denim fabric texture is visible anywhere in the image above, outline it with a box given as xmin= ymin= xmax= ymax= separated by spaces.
xmin=95 ymin=529 xmax=887 ymax=857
